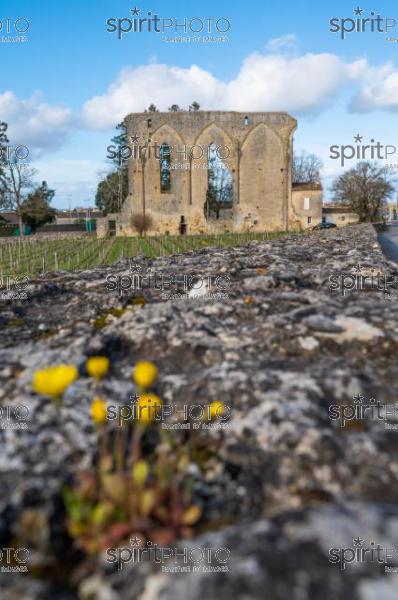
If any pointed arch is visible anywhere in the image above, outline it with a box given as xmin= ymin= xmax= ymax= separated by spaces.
xmin=151 ymin=122 xmax=185 ymax=146
xmin=193 ymin=122 xmax=233 ymax=149
xmin=241 ymin=122 xmax=279 ymax=150
xmin=145 ymin=123 xmax=186 ymax=195
xmin=238 ymin=122 xmax=285 ymax=226
xmin=191 ymin=123 xmax=236 ymax=212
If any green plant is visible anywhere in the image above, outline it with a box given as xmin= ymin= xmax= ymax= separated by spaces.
xmin=63 ymin=434 xmax=202 ymax=554
xmin=63 ymin=360 xmax=204 ymax=555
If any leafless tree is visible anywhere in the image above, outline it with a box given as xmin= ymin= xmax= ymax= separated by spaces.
xmin=292 ymin=150 xmax=323 ymax=184
xmin=1 ymin=161 xmax=37 ymax=236
xmin=331 ymin=161 xmax=395 ymax=222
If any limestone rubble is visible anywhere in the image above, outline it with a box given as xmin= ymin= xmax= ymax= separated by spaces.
xmin=1 ymin=224 xmax=398 ymax=598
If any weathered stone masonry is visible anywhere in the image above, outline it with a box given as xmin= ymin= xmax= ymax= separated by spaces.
xmin=99 ymin=111 xmax=299 ymax=236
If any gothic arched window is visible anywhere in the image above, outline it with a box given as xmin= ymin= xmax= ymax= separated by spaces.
xmin=205 ymin=143 xmax=233 ymax=219
xmin=159 ymin=143 xmax=171 ymax=192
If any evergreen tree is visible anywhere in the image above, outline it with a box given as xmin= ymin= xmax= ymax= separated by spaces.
xmin=20 ymin=181 xmax=56 ymax=232
xmin=96 ymin=122 xmax=129 ymax=214
xmin=0 ymin=121 xmax=10 ymax=196
xmin=189 ymin=101 xmax=200 ymax=112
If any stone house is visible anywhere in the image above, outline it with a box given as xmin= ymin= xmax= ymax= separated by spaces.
xmin=291 ymin=183 xmax=323 ymax=229
xmin=322 ymin=205 xmax=360 ymax=227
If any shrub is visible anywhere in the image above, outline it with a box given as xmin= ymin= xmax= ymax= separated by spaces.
xmin=130 ymin=213 xmax=153 ymax=236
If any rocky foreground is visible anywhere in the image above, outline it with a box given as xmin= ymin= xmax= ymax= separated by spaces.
xmin=1 ymin=224 xmax=398 ymax=599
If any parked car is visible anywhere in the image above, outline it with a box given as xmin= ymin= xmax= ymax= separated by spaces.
xmin=312 ymin=222 xmax=337 ymax=230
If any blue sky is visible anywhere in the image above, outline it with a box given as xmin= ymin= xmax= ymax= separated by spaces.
xmin=2 ymin=0 xmax=398 ymax=207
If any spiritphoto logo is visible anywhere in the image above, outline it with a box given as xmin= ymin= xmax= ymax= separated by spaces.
xmin=329 ymin=537 xmax=397 ymax=571
xmin=0 ymin=276 xmax=30 ymax=301
xmin=108 ymin=396 xmax=231 ymax=430
xmin=106 ymin=535 xmax=230 ymax=572
xmin=329 ymin=394 xmax=398 ymax=429
xmin=105 ymin=265 xmax=231 ymax=299
xmin=106 ymin=6 xmax=231 ymax=42
xmin=107 ymin=136 xmax=230 ymax=167
xmin=0 ymin=547 xmax=29 ymax=573
xmin=0 ymin=16 xmax=30 ymax=43
xmin=0 ymin=144 xmax=30 ymax=164
xmin=329 ymin=6 xmax=396 ymax=40
xmin=328 ymin=264 xmax=398 ymax=298
xmin=0 ymin=405 xmax=30 ymax=430
xmin=329 ymin=135 xmax=396 ymax=167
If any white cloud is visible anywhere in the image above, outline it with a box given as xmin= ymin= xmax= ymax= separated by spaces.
xmin=33 ymin=159 xmax=102 ymax=193
xmin=224 ymin=53 xmax=366 ymax=113
xmin=7 ymin=158 xmax=105 ymax=208
xmin=266 ymin=34 xmax=298 ymax=53
xmin=350 ymin=61 xmax=398 ymax=111
xmin=3 ymin=41 xmax=397 ymax=165
xmin=81 ymin=63 xmax=225 ymax=129
xmin=0 ymin=91 xmax=73 ymax=154
xmin=81 ymin=52 xmax=368 ymax=129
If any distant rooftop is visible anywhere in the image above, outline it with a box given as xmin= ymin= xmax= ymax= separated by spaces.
xmin=292 ymin=182 xmax=322 ymax=191
xmin=323 ymin=205 xmax=357 ymax=214
xmin=56 ymin=209 xmax=103 ymax=218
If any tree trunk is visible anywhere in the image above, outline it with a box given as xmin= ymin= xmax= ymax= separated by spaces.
xmin=16 ymin=190 xmax=24 ymax=237
xmin=18 ymin=214 xmax=25 ymax=237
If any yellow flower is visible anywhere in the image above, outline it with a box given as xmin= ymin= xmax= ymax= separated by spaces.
xmin=206 ymin=401 xmax=225 ymax=421
xmin=91 ymin=397 xmax=107 ymax=426
xmin=133 ymin=361 xmax=158 ymax=389
xmin=33 ymin=365 xmax=78 ymax=399
xmin=137 ymin=393 xmax=162 ymax=424
xmin=86 ymin=356 xmax=110 ymax=381
xmin=132 ymin=460 xmax=149 ymax=488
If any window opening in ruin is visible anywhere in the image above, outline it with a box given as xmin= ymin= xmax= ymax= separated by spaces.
xmin=160 ymin=143 xmax=171 ymax=192
xmin=179 ymin=215 xmax=187 ymax=235
xmin=204 ymin=143 xmax=233 ymax=220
